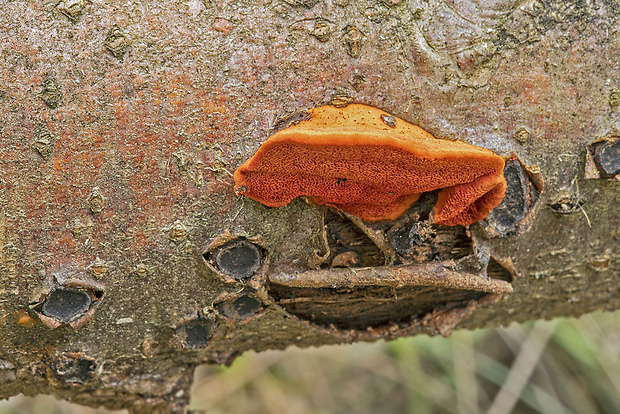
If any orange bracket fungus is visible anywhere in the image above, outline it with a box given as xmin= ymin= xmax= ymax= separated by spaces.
xmin=234 ymin=104 xmax=507 ymax=226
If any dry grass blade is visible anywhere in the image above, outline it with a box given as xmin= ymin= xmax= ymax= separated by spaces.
xmin=486 ymin=321 xmax=558 ymax=414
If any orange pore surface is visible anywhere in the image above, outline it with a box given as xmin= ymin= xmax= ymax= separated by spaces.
xmin=233 ymin=104 xmax=506 ymax=226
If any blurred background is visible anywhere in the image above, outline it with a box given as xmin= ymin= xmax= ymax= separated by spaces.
xmin=2 ymin=311 xmax=620 ymax=414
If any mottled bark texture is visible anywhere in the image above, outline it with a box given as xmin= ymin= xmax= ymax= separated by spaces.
xmin=0 ymin=0 xmax=619 ymax=412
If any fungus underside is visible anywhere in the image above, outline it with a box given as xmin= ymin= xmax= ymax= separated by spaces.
xmin=234 ymin=104 xmax=507 ymax=226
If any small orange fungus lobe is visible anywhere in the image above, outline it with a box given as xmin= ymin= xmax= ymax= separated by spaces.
xmin=233 ymin=104 xmax=507 ymax=226
xmin=14 ymin=310 xmax=37 ymax=328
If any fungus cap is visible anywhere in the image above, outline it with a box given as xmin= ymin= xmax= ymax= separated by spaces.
xmin=234 ymin=104 xmax=506 ymax=226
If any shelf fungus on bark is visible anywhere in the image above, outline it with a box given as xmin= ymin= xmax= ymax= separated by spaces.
xmin=234 ymin=104 xmax=507 ymax=226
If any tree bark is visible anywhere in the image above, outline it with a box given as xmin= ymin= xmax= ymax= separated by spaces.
xmin=0 ymin=0 xmax=618 ymax=412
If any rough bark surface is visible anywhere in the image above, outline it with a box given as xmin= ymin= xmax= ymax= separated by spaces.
xmin=0 ymin=0 xmax=619 ymax=412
